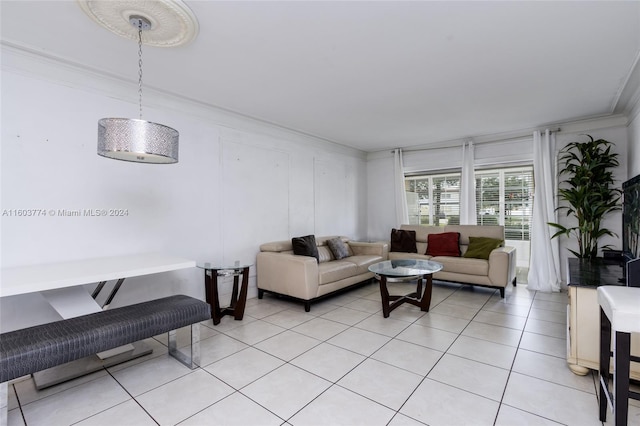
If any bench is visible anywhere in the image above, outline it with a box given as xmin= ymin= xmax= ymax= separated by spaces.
xmin=0 ymin=295 xmax=211 ymax=384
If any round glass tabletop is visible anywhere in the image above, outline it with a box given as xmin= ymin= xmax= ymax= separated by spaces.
xmin=196 ymin=262 xmax=252 ymax=270
xmin=368 ymin=259 xmax=443 ymax=277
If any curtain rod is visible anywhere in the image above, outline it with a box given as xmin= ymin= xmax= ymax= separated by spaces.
xmin=391 ymin=127 xmax=561 ymax=154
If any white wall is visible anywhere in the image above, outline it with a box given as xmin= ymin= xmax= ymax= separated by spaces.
xmin=0 ymin=47 xmax=368 ymax=331
xmin=366 ymin=155 xmax=396 ymax=241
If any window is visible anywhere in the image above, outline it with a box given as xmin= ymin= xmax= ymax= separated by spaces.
xmin=476 ymin=172 xmax=500 ymax=226
xmin=503 ymin=168 xmax=534 ymax=241
xmin=406 ymin=166 xmax=533 ymax=242
xmin=475 ymin=167 xmax=533 ymax=241
xmin=406 ymin=173 xmax=461 ymax=226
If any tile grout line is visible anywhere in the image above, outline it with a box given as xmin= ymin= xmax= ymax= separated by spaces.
xmin=492 ymin=287 xmax=536 ymax=425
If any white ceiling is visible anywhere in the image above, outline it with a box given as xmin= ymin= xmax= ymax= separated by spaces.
xmin=2 ymin=1 xmax=640 ymax=152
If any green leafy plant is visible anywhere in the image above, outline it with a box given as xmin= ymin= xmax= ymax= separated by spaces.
xmin=549 ymin=135 xmax=621 ymax=258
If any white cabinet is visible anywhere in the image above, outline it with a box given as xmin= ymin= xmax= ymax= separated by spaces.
xmin=568 ymin=284 xmax=640 ymax=379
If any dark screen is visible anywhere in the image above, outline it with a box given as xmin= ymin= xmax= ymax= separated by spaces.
xmin=627 ymin=258 xmax=640 ymax=287
xmin=622 ymin=174 xmax=640 ymax=260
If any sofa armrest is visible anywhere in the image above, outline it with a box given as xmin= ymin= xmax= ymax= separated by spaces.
xmin=488 ymin=246 xmax=517 ymax=286
xmin=348 ymin=241 xmax=389 ymax=259
xmin=256 ymin=252 xmax=319 ymax=300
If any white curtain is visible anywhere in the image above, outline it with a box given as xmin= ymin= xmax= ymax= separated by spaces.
xmin=528 ymin=130 xmax=562 ymax=292
xmin=460 ymin=140 xmax=477 ymax=225
xmin=393 ymin=149 xmax=409 ymax=226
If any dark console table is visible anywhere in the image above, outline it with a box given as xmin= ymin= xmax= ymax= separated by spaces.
xmin=568 ymin=257 xmax=624 ymax=288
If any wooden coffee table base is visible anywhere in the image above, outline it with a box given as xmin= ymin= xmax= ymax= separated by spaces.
xmin=378 ymin=274 xmax=433 ymax=318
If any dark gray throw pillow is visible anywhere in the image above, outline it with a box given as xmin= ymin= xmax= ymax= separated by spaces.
xmin=327 ymin=237 xmax=350 ymax=260
xmin=292 ymin=235 xmax=319 ymax=263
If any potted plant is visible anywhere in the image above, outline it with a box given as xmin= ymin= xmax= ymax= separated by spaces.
xmin=549 ymin=135 xmax=621 ymax=259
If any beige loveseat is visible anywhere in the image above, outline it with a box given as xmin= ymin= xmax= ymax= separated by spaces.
xmin=257 ymin=236 xmax=389 ymax=311
xmin=389 ymin=224 xmax=516 ymax=297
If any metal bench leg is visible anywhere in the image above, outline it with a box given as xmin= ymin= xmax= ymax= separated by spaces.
xmin=168 ymin=323 xmax=201 ymax=369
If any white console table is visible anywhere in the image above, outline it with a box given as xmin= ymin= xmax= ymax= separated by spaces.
xmin=1 ymin=253 xmax=195 ymax=297
xmin=0 ymin=253 xmax=196 ymax=388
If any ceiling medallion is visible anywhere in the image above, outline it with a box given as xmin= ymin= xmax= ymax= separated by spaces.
xmin=77 ymin=0 xmax=199 ymax=47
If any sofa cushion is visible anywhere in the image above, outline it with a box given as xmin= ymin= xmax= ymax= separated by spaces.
xmin=318 ymin=261 xmax=358 ymax=285
xmin=463 ymin=237 xmax=503 ymax=260
xmin=292 ymin=235 xmax=319 ymax=262
xmin=426 ymin=232 xmax=461 ymax=257
xmin=445 ymin=225 xmax=504 ymax=245
xmin=317 ymin=246 xmax=334 ymax=263
xmin=344 ymin=254 xmax=384 ymax=275
xmin=327 ymin=237 xmax=350 ymax=260
xmin=432 ymin=256 xmax=489 ymax=276
xmin=390 ymin=228 xmax=417 ymax=253
xmin=260 ymin=240 xmax=293 ymax=252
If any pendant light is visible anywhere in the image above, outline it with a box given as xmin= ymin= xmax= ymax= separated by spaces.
xmin=97 ymin=16 xmax=179 ymax=164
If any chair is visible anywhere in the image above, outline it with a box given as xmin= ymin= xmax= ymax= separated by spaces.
xmin=597 ymin=286 xmax=640 ymax=425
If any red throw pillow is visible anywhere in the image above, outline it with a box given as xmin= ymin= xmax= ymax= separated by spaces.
xmin=426 ymin=232 xmax=461 ymax=257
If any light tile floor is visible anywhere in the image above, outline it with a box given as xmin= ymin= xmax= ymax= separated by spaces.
xmin=5 ymin=281 xmax=640 ymax=426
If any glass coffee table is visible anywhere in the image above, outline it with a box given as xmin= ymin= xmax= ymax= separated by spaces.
xmin=368 ymin=259 xmax=443 ymax=318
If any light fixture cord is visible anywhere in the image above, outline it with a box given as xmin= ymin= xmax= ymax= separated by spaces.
xmin=137 ymin=24 xmax=144 ymax=120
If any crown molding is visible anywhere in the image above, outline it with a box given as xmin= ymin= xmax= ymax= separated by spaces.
xmin=613 ymin=50 xmax=640 ymax=115
xmin=366 ymin=114 xmax=629 ymax=160
xmin=1 ymin=40 xmax=367 ymax=160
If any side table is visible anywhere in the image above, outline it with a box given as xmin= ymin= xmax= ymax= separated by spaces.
xmin=197 ymin=262 xmax=252 ymax=325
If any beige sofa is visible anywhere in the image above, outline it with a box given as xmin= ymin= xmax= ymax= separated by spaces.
xmin=389 ymin=224 xmax=516 ymax=297
xmin=257 ymin=236 xmax=389 ymax=311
